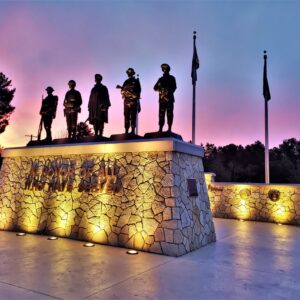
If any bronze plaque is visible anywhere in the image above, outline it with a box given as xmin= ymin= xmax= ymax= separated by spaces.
xmin=187 ymin=179 xmax=198 ymax=197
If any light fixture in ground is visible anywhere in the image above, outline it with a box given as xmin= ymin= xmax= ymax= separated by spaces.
xmin=47 ymin=236 xmax=58 ymax=240
xmin=239 ymin=219 xmax=244 ymax=222
xmin=127 ymin=249 xmax=138 ymax=255
xmin=16 ymin=232 xmax=26 ymax=236
xmin=277 ymin=223 xmax=282 ymax=226
xmin=83 ymin=242 xmax=95 ymax=247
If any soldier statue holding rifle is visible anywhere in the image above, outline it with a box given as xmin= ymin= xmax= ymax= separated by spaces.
xmin=38 ymin=86 xmax=58 ymax=142
xmin=63 ymin=80 xmax=82 ymax=139
xmin=88 ymin=74 xmax=111 ymax=137
xmin=116 ymin=68 xmax=141 ymax=135
xmin=154 ymin=63 xmax=177 ymax=132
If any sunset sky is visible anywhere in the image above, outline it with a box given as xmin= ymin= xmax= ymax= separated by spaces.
xmin=0 ymin=0 xmax=299 ymax=148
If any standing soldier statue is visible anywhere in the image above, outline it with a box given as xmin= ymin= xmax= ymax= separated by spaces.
xmin=154 ymin=63 xmax=177 ymax=132
xmin=88 ymin=74 xmax=111 ymax=137
xmin=63 ymin=80 xmax=82 ymax=139
xmin=116 ymin=68 xmax=141 ymax=135
xmin=38 ymin=86 xmax=58 ymax=142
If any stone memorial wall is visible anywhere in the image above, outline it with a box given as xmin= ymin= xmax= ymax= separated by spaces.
xmin=0 ymin=140 xmax=216 ymax=256
xmin=205 ymin=173 xmax=300 ymax=225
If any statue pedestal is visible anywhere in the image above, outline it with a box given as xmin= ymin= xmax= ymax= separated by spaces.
xmin=0 ymin=139 xmax=216 ymax=256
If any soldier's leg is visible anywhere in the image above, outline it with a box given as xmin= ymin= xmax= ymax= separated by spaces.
xmin=124 ymin=105 xmax=130 ymax=134
xmin=44 ymin=117 xmax=53 ymax=141
xmin=159 ymin=103 xmax=166 ymax=132
xmin=72 ymin=113 xmax=78 ymax=139
xmin=167 ymin=102 xmax=174 ymax=132
xmin=99 ymin=121 xmax=104 ymax=137
xmin=66 ymin=114 xmax=72 ymax=139
xmin=94 ymin=120 xmax=99 ymax=136
xmin=130 ymin=105 xmax=137 ymax=134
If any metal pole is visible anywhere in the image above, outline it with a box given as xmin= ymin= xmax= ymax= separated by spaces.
xmin=265 ymin=98 xmax=270 ymax=184
xmin=192 ymin=33 xmax=196 ymax=144
xmin=192 ymin=83 xmax=196 ymax=144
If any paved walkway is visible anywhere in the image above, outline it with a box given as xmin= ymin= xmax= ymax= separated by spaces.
xmin=0 ymin=219 xmax=300 ymax=300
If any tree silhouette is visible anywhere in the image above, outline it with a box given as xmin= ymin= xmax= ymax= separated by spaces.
xmin=0 ymin=72 xmax=15 ymax=134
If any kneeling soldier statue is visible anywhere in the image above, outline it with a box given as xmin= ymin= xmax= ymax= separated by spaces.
xmin=64 ymin=80 xmax=82 ymax=139
xmin=154 ymin=63 xmax=177 ymax=132
xmin=39 ymin=86 xmax=58 ymax=142
xmin=88 ymin=74 xmax=111 ymax=137
xmin=117 ymin=68 xmax=141 ymax=134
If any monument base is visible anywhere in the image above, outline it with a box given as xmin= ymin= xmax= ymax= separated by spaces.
xmin=0 ymin=139 xmax=216 ymax=256
xmin=109 ymin=133 xmax=143 ymax=141
xmin=144 ymin=131 xmax=182 ymax=140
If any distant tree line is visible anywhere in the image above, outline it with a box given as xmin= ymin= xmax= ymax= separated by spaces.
xmin=203 ymin=138 xmax=300 ymax=183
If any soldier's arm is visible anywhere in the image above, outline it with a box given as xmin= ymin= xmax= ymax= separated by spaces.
xmin=104 ymin=86 xmax=111 ymax=107
xmin=77 ymin=91 xmax=83 ymax=106
xmin=154 ymin=79 xmax=161 ymax=91
xmin=171 ymin=76 xmax=177 ymax=93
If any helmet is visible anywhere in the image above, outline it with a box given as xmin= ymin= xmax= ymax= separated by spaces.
xmin=68 ymin=80 xmax=76 ymax=85
xmin=45 ymin=86 xmax=54 ymax=92
xmin=126 ymin=68 xmax=135 ymax=76
xmin=161 ymin=63 xmax=171 ymax=72
xmin=95 ymin=74 xmax=103 ymax=81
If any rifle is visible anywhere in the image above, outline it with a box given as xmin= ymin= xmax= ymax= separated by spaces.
xmin=37 ymin=95 xmax=44 ymax=141
xmin=37 ymin=117 xmax=43 ymax=141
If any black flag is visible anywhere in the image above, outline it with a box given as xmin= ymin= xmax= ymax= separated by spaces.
xmin=191 ymin=35 xmax=199 ymax=85
xmin=263 ymin=51 xmax=271 ymax=101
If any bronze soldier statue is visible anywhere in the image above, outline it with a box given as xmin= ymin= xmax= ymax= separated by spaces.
xmin=116 ymin=68 xmax=141 ymax=134
xmin=63 ymin=80 xmax=82 ymax=139
xmin=154 ymin=63 xmax=177 ymax=132
xmin=88 ymin=74 xmax=111 ymax=137
xmin=39 ymin=86 xmax=58 ymax=142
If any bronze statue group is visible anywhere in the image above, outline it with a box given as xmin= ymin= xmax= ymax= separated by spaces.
xmin=39 ymin=63 xmax=176 ymax=142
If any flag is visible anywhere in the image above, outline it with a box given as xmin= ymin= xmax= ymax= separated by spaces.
xmin=263 ymin=53 xmax=271 ymax=101
xmin=191 ymin=39 xmax=199 ymax=85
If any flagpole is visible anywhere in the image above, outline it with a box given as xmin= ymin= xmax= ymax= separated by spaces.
xmin=265 ymin=97 xmax=270 ymax=184
xmin=192 ymin=31 xmax=196 ymax=144
xmin=264 ymin=51 xmax=270 ymax=184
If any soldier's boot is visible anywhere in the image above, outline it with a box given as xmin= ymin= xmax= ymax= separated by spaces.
xmin=167 ymin=126 xmax=172 ymax=133
xmin=125 ymin=127 xmax=129 ymax=134
xmin=159 ymin=126 xmax=163 ymax=133
xmin=130 ymin=127 xmax=135 ymax=135
xmin=94 ymin=125 xmax=98 ymax=136
xmin=46 ymin=129 xmax=52 ymax=142
xmin=68 ymin=130 xmax=72 ymax=139
xmin=99 ymin=123 xmax=104 ymax=137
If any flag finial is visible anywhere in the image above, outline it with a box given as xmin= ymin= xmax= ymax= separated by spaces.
xmin=193 ymin=31 xmax=196 ymax=40
xmin=264 ymin=50 xmax=267 ymax=59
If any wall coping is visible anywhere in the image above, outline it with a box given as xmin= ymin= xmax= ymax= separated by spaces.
xmin=2 ymin=138 xmax=204 ymax=158
xmin=209 ymin=182 xmax=300 ymax=188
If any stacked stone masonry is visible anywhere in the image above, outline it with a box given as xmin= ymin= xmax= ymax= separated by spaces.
xmin=205 ymin=173 xmax=300 ymax=225
xmin=0 ymin=146 xmax=216 ymax=256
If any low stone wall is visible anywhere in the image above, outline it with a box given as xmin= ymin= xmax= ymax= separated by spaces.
xmin=205 ymin=173 xmax=300 ymax=225
xmin=0 ymin=140 xmax=216 ymax=256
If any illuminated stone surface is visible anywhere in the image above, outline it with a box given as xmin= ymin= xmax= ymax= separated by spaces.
xmin=0 ymin=139 xmax=215 ymax=256
xmin=0 ymin=219 xmax=299 ymax=299
xmin=205 ymin=172 xmax=300 ymax=225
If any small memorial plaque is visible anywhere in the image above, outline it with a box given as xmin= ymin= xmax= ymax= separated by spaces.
xmin=187 ymin=179 xmax=198 ymax=197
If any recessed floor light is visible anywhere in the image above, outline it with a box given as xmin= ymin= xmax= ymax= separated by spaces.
xmin=48 ymin=236 xmax=58 ymax=240
xmin=84 ymin=242 xmax=95 ymax=247
xmin=277 ymin=223 xmax=282 ymax=226
xmin=127 ymin=249 xmax=138 ymax=255
xmin=239 ymin=219 xmax=244 ymax=222
xmin=16 ymin=232 xmax=26 ymax=236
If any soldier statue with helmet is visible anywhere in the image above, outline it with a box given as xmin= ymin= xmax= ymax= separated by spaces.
xmin=116 ymin=68 xmax=141 ymax=135
xmin=63 ymin=80 xmax=82 ymax=139
xmin=154 ymin=63 xmax=177 ymax=132
xmin=38 ymin=86 xmax=58 ymax=142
